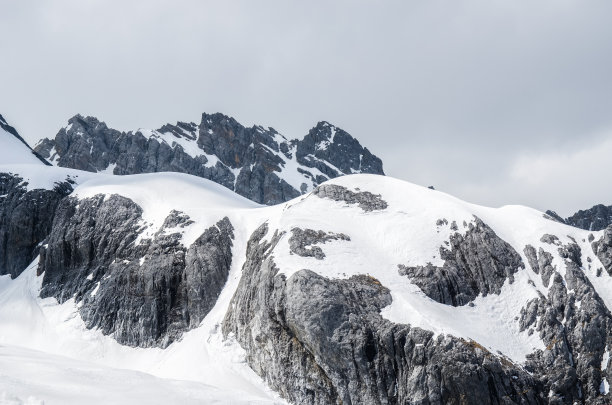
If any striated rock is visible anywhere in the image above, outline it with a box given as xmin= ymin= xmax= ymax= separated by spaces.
xmin=399 ymin=217 xmax=524 ymax=306
xmin=34 ymin=113 xmax=385 ymax=205
xmin=223 ymin=223 xmax=543 ymax=405
xmin=38 ymin=194 xmax=234 ymax=348
xmin=312 ymin=183 xmax=388 ymax=211
xmin=0 ymin=172 xmax=73 ymax=278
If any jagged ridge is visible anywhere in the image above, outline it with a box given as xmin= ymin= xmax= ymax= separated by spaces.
xmin=34 ymin=113 xmax=384 ymax=204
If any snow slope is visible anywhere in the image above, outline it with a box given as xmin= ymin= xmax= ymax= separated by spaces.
xmin=1 ymin=147 xmax=609 ymax=402
xmin=0 ymin=120 xmax=46 ymax=166
xmin=0 ymin=345 xmax=275 ymax=405
xmin=269 ymin=175 xmax=607 ymax=362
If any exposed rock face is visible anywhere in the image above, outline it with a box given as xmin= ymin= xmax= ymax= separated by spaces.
xmin=223 ymin=223 xmax=543 ymax=405
xmin=519 ymin=241 xmax=612 ymax=404
xmin=398 ymin=217 xmax=524 ymax=306
xmin=34 ymin=113 xmax=385 ymax=205
xmin=312 ymin=184 xmax=388 ymax=211
xmin=38 ymin=194 xmax=234 ymax=348
xmin=545 ymin=205 xmax=612 ymax=231
xmin=592 ymin=225 xmax=612 ymax=276
xmin=288 ymin=228 xmax=350 ymax=260
xmin=0 ymin=173 xmax=73 ymax=278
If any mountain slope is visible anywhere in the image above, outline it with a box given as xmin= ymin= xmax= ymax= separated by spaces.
xmin=33 ymin=113 xmax=384 ymax=204
xmin=2 ymin=161 xmax=611 ymax=403
xmin=0 ymin=345 xmax=279 ymax=405
xmin=0 ymin=114 xmax=50 ymax=166
xmin=4 ymin=115 xmax=612 ymax=403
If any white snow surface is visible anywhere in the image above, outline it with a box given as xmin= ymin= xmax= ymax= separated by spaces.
xmin=0 ymin=164 xmax=98 ymax=192
xmin=0 ymin=345 xmax=273 ymax=405
xmin=0 ymin=126 xmax=43 ymax=166
xmin=0 ymin=155 xmax=609 ymax=402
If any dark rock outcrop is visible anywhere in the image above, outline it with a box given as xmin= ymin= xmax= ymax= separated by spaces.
xmin=34 ymin=113 xmax=385 ymax=205
xmin=223 ymin=223 xmax=543 ymax=405
xmin=312 ymin=184 xmax=388 ymax=212
xmin=545 ymin=206 xmax=612 ymax=231
xmin=288 ymin=228 xmax=350 ymax=260
xmin=567 ymin=205 xmax=612 ymax=231
xmin=38 ymin=194 xmax=234 ymax=348
xmin=0 ymin=172 xmax=73 ymax=278
xmin=295 ymin=121 xmax=383 ymax=178
xmin=398 ymin=217 xmax=524 ymax=306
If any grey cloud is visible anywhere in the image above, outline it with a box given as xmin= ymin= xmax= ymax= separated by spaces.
xmin=1 ymin=0 xmax=611 ymax=214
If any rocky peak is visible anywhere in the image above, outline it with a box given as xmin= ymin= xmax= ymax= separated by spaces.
xmin=296 ymin=120 xmax=384 ymax=178
xmin=567 ymin=204 xmax=612 ymax=231
xmin=33 ymin=112 xmax=384 ymax=205
xmin=546 ymin=204 xmax=612 ymax=231
xmin=197 ymin=112 xmax=286 ymax=169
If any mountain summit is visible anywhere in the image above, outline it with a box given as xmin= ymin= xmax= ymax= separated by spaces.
xmin=34 ymin=113 xmax=384 ymax=204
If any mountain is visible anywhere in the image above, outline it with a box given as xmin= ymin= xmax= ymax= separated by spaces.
xmin=3 ymin=113 xmax=612 ymax=404
xmin=34 ymin=113 xmax=384 ymax=204
xmin=547 ymin=205 xmax=612 ymax=231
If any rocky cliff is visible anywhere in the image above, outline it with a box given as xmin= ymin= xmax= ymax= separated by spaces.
xmin=0 ymin=172 xmax=73 ymax=278
xmin=38 ymin=193 xmax=234 ymax=348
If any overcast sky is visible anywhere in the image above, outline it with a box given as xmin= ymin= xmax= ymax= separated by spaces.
xmin=1 ymin=0 xmax=612 ymax=215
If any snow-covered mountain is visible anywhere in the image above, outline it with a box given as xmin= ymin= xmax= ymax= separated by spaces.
xmin=33 ymin=113 xmax=384 ymax=204
xmin=3 ymin=113 xmax=612 ymax=404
